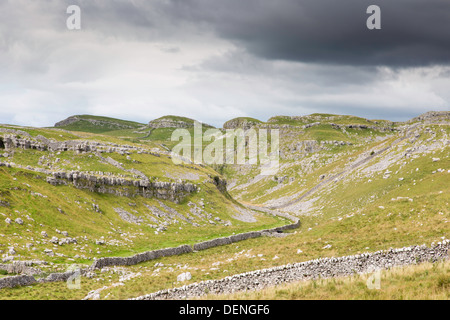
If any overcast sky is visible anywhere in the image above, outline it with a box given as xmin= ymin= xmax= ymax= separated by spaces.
xmin=1 ymin=0 xmax=449 ymax=127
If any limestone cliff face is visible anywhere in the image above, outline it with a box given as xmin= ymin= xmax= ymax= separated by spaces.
xmin=211 ymin=175 xmax=227 ymax=194
xmin=223 ymin=118 xmax=261 ymax=130
xmin=148 ymin=116 xmax=214 ymax=129
xmin=407 ymin=111 xmax=450 ymax=124
xmin=0 ymin=132 xmax=146 ymax=154
xmin=148 ymin=118 xmax=194 ymax=129
xmin=47 ymin=171 xmax=197 ymax=203
xmin=54 ymin=116 xmax=80 ymax=127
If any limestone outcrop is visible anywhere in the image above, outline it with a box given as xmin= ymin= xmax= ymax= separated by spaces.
xmin=223 ymin=118 xmax=262 ymax=130
xmin=407 ymin=111 xmax=450 ymax=124
xmin=47 ymin=170 xmax=198 ymax=203
xmin=148 ymin=116 xmax=214 ymax=129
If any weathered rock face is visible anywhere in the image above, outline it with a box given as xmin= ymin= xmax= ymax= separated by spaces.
xmin=0 ymin=135 xmax=48 ymax=151
xmin=0 ymin=130 xmax=201 ymax=203
xmin=223 ymin=118 xmax=261 ymax=130
xmin=261 ymin=115 xmax=397 ymax=132
xmin=54 ymin=116 xmax=81 ymax=127
xmin=211 ymin=175 xmax=227 ymax=194
xmin=148 ymin=116 xmax=214 ymax=129
xmin=268 ymin=115 xmax=333 ymax=123
xmin=0 ymin=275 xmax=36 ymax=289
xmin=148 ymin=117 xmax=194 ymax=129
xmin=330 ymin=123 xmax=396 ymax=132
xmin=133 ymin=240 xmax=450 ymax=300
xmin=0 ymin=132 xmax=147 ymax=154
xmin=0 ymin=261 xmax=43 ymax=276
xmin=47 ymin=171 xmax=198 ymax=203
xmin=407 ymin=111 xmax=450 ymax=124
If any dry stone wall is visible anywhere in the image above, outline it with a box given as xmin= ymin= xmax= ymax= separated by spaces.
xmin=133 ymin=240 xmax=450 ymax=300
xmin=192 ymin=221 xmax=300 ymax=252
xmin=90 ymin=245 xmax=193 ymax=269
xmin=0 ymin=213 xmax=298 ymax=289
xmin=90 ymin=218 xmax=300 ymax=269
xmin=0 ymin=268 xmax=87 ymax=289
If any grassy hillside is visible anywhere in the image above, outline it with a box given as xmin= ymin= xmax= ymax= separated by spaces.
xmin=0 ymin=124 xmax=285 ymax=269
xmin=0 ymin=112 xmax=448 ymax=300
xmin=54 ymin=115 xmax=146 ymax=134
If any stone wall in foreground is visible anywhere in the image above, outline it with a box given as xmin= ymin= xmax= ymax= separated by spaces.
xmin=133 ymin=240 xmax=450 ymax=300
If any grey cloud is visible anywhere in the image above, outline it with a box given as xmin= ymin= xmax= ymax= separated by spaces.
xmin=156 ymin=0 xmax=450 ymax=67
xmin=5 ymin=0 xmax=449 ymax=67
xmin=186 ymin=49 xmax=384 ymax=88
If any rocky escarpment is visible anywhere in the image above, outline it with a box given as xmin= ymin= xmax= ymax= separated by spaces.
xmin=54 ymin=116 xmax=81 ymax=127
xmin=263 ymin=115 xmax=396 ymax=132
xmin=0 ymin=161 xmax=198 ymax=203
xmin=46 ymin=171 xmax=197 ymax=203
xmin=330 ymin=123 xmax=396 ymax=132
xmin=406 ymin=111 xmax=450 ymax=124
xmin=54 ymin=116 xmax=140 ymax=130
xmin=133 ymin=240 xmax=450 ymax=300
xmin=0 ymin=129 xmax=202 ymax=203
xmin=223 ymin=117 xmax=262 ymax=130
xmin=0 ymin=132 xmax=147 ymax=154
xmin=149 ymin=118 xmax=193 ymax=129
xmin=148 ymin=116 xmax=214 ymax=129
xmin=211 ymin=175 xmax=227 ymax=194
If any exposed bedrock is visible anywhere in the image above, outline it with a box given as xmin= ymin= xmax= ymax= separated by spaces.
xmin=46 ymin=171 xmax=197 ymax=203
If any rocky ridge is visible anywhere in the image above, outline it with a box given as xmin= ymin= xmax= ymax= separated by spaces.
xmin=54 ymin=116 xmax=142 ymax=130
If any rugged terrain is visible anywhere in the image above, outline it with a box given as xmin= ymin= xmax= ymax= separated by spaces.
xmin=0 ymin=111 xmax=449 ymax=300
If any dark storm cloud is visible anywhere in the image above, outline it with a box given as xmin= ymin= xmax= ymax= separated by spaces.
xmin=13 ymin=0 xmax=446 ymax=67
xmin=155 ymin=0 xmax=450 ymax=67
